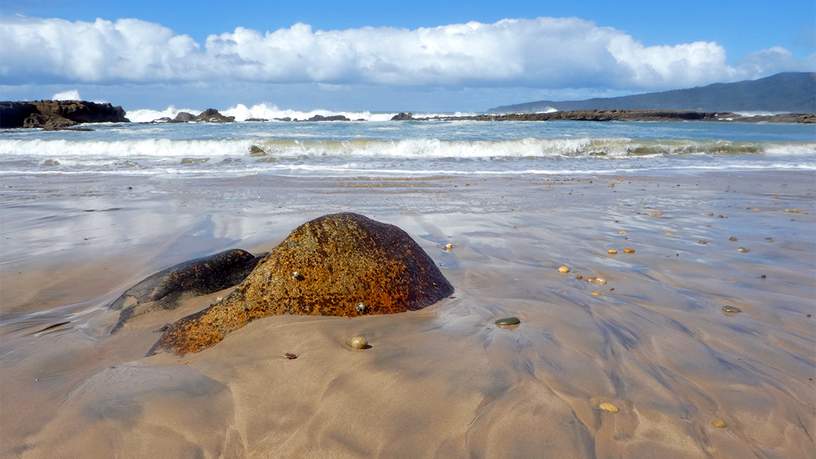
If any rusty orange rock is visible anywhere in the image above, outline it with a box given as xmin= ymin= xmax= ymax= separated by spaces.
xmin=152 ymin=213 xmax=453 ymax=355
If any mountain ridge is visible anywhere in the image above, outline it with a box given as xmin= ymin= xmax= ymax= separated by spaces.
xmin=489 ymin=72 xmax=816 ymax=113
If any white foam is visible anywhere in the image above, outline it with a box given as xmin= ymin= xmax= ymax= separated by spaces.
xmin=2 ymin=138 xmax=814 ymax=159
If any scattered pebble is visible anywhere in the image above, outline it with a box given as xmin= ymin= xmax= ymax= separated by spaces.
xmin=759 ymin=274 xmax=766 ymax=279
xmin=728 ymin=236 xmax=738 ymax=242
xmin=443 ymin=243 xmax=455 ymax=252
xmin=607 ymin=248 xmax=618 ymax=255
xmin=784 ymin=208 xmax=802 ymax=214
xmin=495 ymin=317 xmax=521 ymax=327
xmin=696 ymin=239 xmax=709 ymax=245
xmin=590 ymin=277 xmax=607 ymax=286
xmin=623 ymin=247 xmax=635 ymax=254
xmin=558 ymin=265 xmax=571 ymax=273
xmin=737 ymin=247 xmax=750 ymax=253
xmin=722 ymin=305 xmax=742 ymax=314
xmin=575 ymin=274 xmax=584 ymax=280
xmin=618 ymin=230 xmax=627 ymax=235
xmin=284 ymin=353 xmax=298 ymax=360
xmin=349 ymin=335 xmax=369 ymax=349
xmin=591 ymin=291 xmax=602 ymax=297
xmin=711 ymin=419 xmax=727 ymax=429
xmin=598 ymin=402 xmax=619 ymax=413
xmin=292 ymin=271 xmax=304 ymax=281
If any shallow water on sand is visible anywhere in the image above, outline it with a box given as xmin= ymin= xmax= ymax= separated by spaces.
xmin=0 ymin=171 xmax=814 ymax=458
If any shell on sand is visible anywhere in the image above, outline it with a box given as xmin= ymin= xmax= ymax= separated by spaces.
xmin=711 ymin=419 xmax=727 ymax=428
xmin=558 ymin=265 xmax=570 ymax=273
xmin=349 ymin=335 xmax=369 ymax=349
xmin=607 ymin=248 xmax=618 ymax=255
xmin=598 ymin=402 xmax=619 ymax=413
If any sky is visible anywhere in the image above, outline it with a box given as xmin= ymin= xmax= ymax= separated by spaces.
xmin=1 ymin=0 xmax=814 ymax=112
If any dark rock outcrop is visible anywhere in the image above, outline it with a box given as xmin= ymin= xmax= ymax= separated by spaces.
xmin=173 ymin=111 xmax=196 ymax=122
xmin=110 ymin=249 xmax=264 ymax=333
xmin=194 ymin=108 xmax=234 ymax=123
xmin=413 ymin=110 xmax=816 ymax=124
xmin=0 ymin=100 xmax=128 ymax=129
xmin=305 ymin=114 xmax=350 ymax=122
xmin=391 ymin=112 xmax=414 ymax=121
xmin=152 ymin=213 xmax=453 ymax=355
xmin=245 ymin=117 xmax=269 ymax=122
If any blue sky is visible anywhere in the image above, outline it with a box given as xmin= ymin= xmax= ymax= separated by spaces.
xmin=1 ymin=0 xmax=814 ymax=112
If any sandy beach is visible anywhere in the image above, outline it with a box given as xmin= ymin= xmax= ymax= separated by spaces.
xmin=1 ymin=170 xmax=814 ymax=458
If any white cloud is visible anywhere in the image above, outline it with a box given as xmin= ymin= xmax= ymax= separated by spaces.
xmin=52 ymin=89 xmax=81 ymax=100
xmin=0 ymin=16 xmax=812 ymax=90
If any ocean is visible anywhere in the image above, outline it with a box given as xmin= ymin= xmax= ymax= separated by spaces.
xmin=1 ymin=116 xmax=815 ymax=178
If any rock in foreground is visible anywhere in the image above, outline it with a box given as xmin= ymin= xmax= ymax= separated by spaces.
xmin=152 ymin=213 xmax=453 ymax=354
xmin=110 ymin=249 xmax=263 ymax=333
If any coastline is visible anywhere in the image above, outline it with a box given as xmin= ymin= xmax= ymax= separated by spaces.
xmin=2 ymin=170 xmax=814 ymax=457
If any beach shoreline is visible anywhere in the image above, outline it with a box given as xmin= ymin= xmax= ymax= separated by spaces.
xmin=1 ymin=170 xmax=814 ymax=457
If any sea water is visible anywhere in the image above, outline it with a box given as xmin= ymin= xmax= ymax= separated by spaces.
xmin=1 ymin=119 xmax=814 ymax=177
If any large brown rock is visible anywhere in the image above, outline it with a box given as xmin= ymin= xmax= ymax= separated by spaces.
xmin=152 ymin=213 xmax=453 ymax=355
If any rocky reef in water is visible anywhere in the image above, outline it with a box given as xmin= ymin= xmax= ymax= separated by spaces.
xmin=151 ymin=213 xmax=453 ymax=355
xmin=152 ymin=108 xmax=235 ymax=123
xmin=413 ymin=110 xmax=816 ymax=123
xmin=0 ymin=100 xmax=129 ymax=129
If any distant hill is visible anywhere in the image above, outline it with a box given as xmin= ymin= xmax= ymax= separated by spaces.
xmin=489 ymin=72 xmax=816 ymax=113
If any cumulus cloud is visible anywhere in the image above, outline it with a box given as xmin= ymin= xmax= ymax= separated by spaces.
xmin=0 ymin=16 xmax=811 ymax=90
xmin=52 ymin=89 xmax=81 ymax=100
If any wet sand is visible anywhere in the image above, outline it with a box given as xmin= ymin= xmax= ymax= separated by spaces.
xmin=1 ymin=171 xmax=814 ymax=458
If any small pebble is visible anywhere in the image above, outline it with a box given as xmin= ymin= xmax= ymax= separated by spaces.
xmin=598 ymin=402 xmax=619 ymax=413
xmin=284 ymin=353 xmax=298 ymax=360
xmin=591 ymin=291 xmax=602 ymax=297
xmin=722 ymin=305 xmax=742 ymax=314
xmin=590 ymin=277 xmax=607 ymax=286
xmin=356 ymin=302 xmax=367 ymax=314
xmin=607 ymin=248 xmax=618 ymax=255
xmin=495 ymin=317 xmax=521 ymax=327
xmin=728 ymin=236 xmax=738 ymax=242
xmin=292 ymin=271 xmax=304 ymax=281
xmin=443 ymin=243 xmax=455 ymax=252
xmin=558 ymin=265 xmax=570 ymax=274
xmin=575 ymin=274 xmax=584 ymax=280
xmin=696 ymin=239 xmax=709 ymax=245
xmin=760 ymin=274 xmax=766 ymax=279
xmin=711 ymin=419 xmax=727 ymax=429
xmin=737 ymin=247 xmax=750 ymax=253
xmin=623 ymin=247 xmax=635 ymax=254
xmin=618 ymin=230 xmax=627 ymax=235
xmin=349 ymin=335 xmax=369 ymax=349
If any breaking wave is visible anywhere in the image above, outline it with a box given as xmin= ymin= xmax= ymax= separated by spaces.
xmin=2 ymin=137 xmax=814 ymax=159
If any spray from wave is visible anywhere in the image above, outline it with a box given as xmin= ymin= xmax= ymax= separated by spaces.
xmin=125 ymin=103 xmax=477 ymax=123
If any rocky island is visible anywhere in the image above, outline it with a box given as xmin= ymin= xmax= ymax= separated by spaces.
xmin=0 ymin=100 xmax=129 ymax=129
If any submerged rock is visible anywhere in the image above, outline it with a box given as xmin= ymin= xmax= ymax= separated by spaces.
xmin=305 ymin=114 xmax=350 ymax=121
xmin=249 ymin=145 xmax=267 ymax=157
xmin=110 ymin=249 xmax=264 ymax=333
xmin=152 ymin=213 xmax=453 ymax=354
